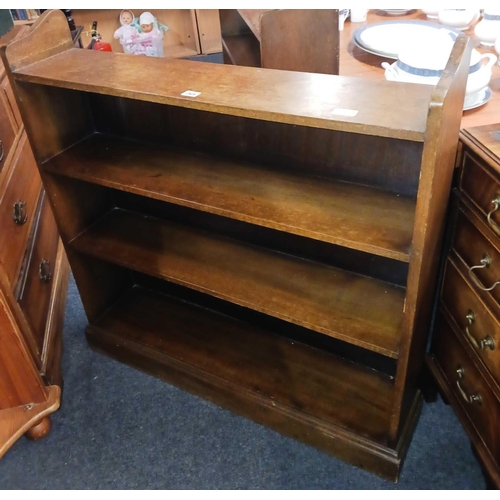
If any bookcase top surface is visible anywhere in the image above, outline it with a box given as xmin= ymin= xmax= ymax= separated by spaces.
xmin=12 ymin=48 xmax=433 ymax=141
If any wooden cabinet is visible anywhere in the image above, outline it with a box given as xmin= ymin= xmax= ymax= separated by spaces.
xmin=72 ymin=9 xmax=221 ymax=58
xmin=427 ymin=124 xmax=500 ymax=488
xmin=219 ymin=9 xmax=339 ymax=74
xmin=2 ymin=10 xmax=472 ymax=481
xmin=0 ymin=25 xmax=69 ymax=458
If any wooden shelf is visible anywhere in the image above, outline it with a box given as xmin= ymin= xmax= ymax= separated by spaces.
xmin=70 ymin=208 xmax=404 ymax=358
xmin=86 ymin=285 xmax=396 ymax=444
xmin=221 ymin=34 xmax=261 ymax=68
xmin=13 ymin=48 xmax=434 ymax=141
xmin=43 ymin=134 xmax=416 ymax=262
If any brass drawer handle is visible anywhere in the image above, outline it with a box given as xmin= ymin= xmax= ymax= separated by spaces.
xmin=487 ymin=194 xmax=500 ymax=236
xmin=38 ymin=259 xmax=52 ymax=284
xmin=13 ymin=200 xmax=28 ymax=225
xmin=464 ymin=310 xmax=495 ymax=351
xmin=468 ymin=253 xmax=500 ymax=292
xmin=0 ymin=140 xmax=4 ymax=162
xmin=456 ymin=366 xmax=482 ymax=405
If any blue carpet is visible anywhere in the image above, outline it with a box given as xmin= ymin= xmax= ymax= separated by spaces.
xmin=0 ymin=54 xmax=487 ymax=489
xmin=0 ymin=275 xmax=486 ymax=489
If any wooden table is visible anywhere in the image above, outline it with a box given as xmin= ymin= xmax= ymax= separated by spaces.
xmin=339 ymin=9 xmax=500 ymax=129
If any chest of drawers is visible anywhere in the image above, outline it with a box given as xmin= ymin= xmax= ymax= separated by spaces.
xmin=427 ymin=123 xmax=500 ymax=488
xmin=0 ymin=25 xmax=69 ymax=458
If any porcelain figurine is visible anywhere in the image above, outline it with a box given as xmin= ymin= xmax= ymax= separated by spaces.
xmin=474 ymin=9 xmax=500 ymax=46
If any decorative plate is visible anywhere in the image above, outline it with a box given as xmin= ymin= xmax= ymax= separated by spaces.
xmin=353 ymin=20 xmax=461 ymax=59
xmin=463 ymin=87 xmax=492 ymax=111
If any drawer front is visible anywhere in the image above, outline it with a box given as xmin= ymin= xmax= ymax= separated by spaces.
xmin=1 ymin=76 xmax=21 ymax=130
xmin=0 ymin=133 xmax=42 ymax=286
xmin=0 ymin=90 xmax=17 ymax=176
xmin=461 ymin=150 xmax=500 ymax=237
xmin=453 ymin=206 xmax=500 ymax=309
xmin=434 ymin=312 xmax=500 ymax=459
xmin=18 ymin=192 xmax=59 ymax=356
xmin=441 ymin=258 xmax=500 ymax=386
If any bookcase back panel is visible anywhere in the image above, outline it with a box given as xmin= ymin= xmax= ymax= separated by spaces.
xmin=89 ymin=94 xmax=423 ymax=197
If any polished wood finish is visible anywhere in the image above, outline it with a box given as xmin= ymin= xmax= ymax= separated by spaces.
xmin=0 ymin=385 xmax=60 ymax=458
xmin=3 ymin=10 xmax=473 ymax=480
xmin=453 ymin=203 xmax=500 ymax=312
xmin=428 ymin=123 xmax=500 ymax=488
xmin=17 ymin=191 xmax=60 ymax=357
xmin=1 ymin=71 xmax=22 ymax=129
xmin=24 ymin=416 xmax=52 ymax=441
xmin=220 ymin=10 xmax=339 ymax=75
xmin=430 ymin=314 xmax=500 ymax=463
xmin=0 ymin=24 xmax=68 ymax=458
xmin=0 ymin=133 xmax=42 ymax=286
xmin=41 ymin=242 xmax=69 ymax=387
xmin=0 ymin=89 xmax=16 ymax=175
xmin=0 ymin=273 xmax=47 ymax=410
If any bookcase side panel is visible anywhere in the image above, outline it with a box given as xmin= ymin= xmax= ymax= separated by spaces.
xmin=13 ymin=81 xmax=94 ymax=162
xmin=40 ymin=173 xmax=132 ymax=324
xmin=389 ymin=36 xmax=473 ymax=443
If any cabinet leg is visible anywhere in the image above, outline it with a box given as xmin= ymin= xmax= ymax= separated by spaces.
xmin=25 ymin=416 xmax=52 ymax=441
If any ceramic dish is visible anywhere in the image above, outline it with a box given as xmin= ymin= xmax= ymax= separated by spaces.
xmin=378 ymin=9 xmax=414 ymax=16
xmin=463 ymin=86 xmax=492 ymax=111
xmin=353 ymin=20 xmax=461 ymax=59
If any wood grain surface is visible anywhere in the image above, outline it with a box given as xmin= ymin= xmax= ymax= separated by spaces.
xmin=42 ymin=133 xmax=416 ymax=262
xmin=11 ymin=48 xmax=433 ymax=141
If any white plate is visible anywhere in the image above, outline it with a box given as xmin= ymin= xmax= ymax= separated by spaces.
xmin=463 ymin=87 xmax=492 ymax=111
xmin=353 ymin=21 xmax=460 ymax=59
xmin=379 ymin=9 xmax=414 ymax=15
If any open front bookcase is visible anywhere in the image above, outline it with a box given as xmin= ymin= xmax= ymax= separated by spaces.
xmin=1 ymin=10 xmax=472 ymax=480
